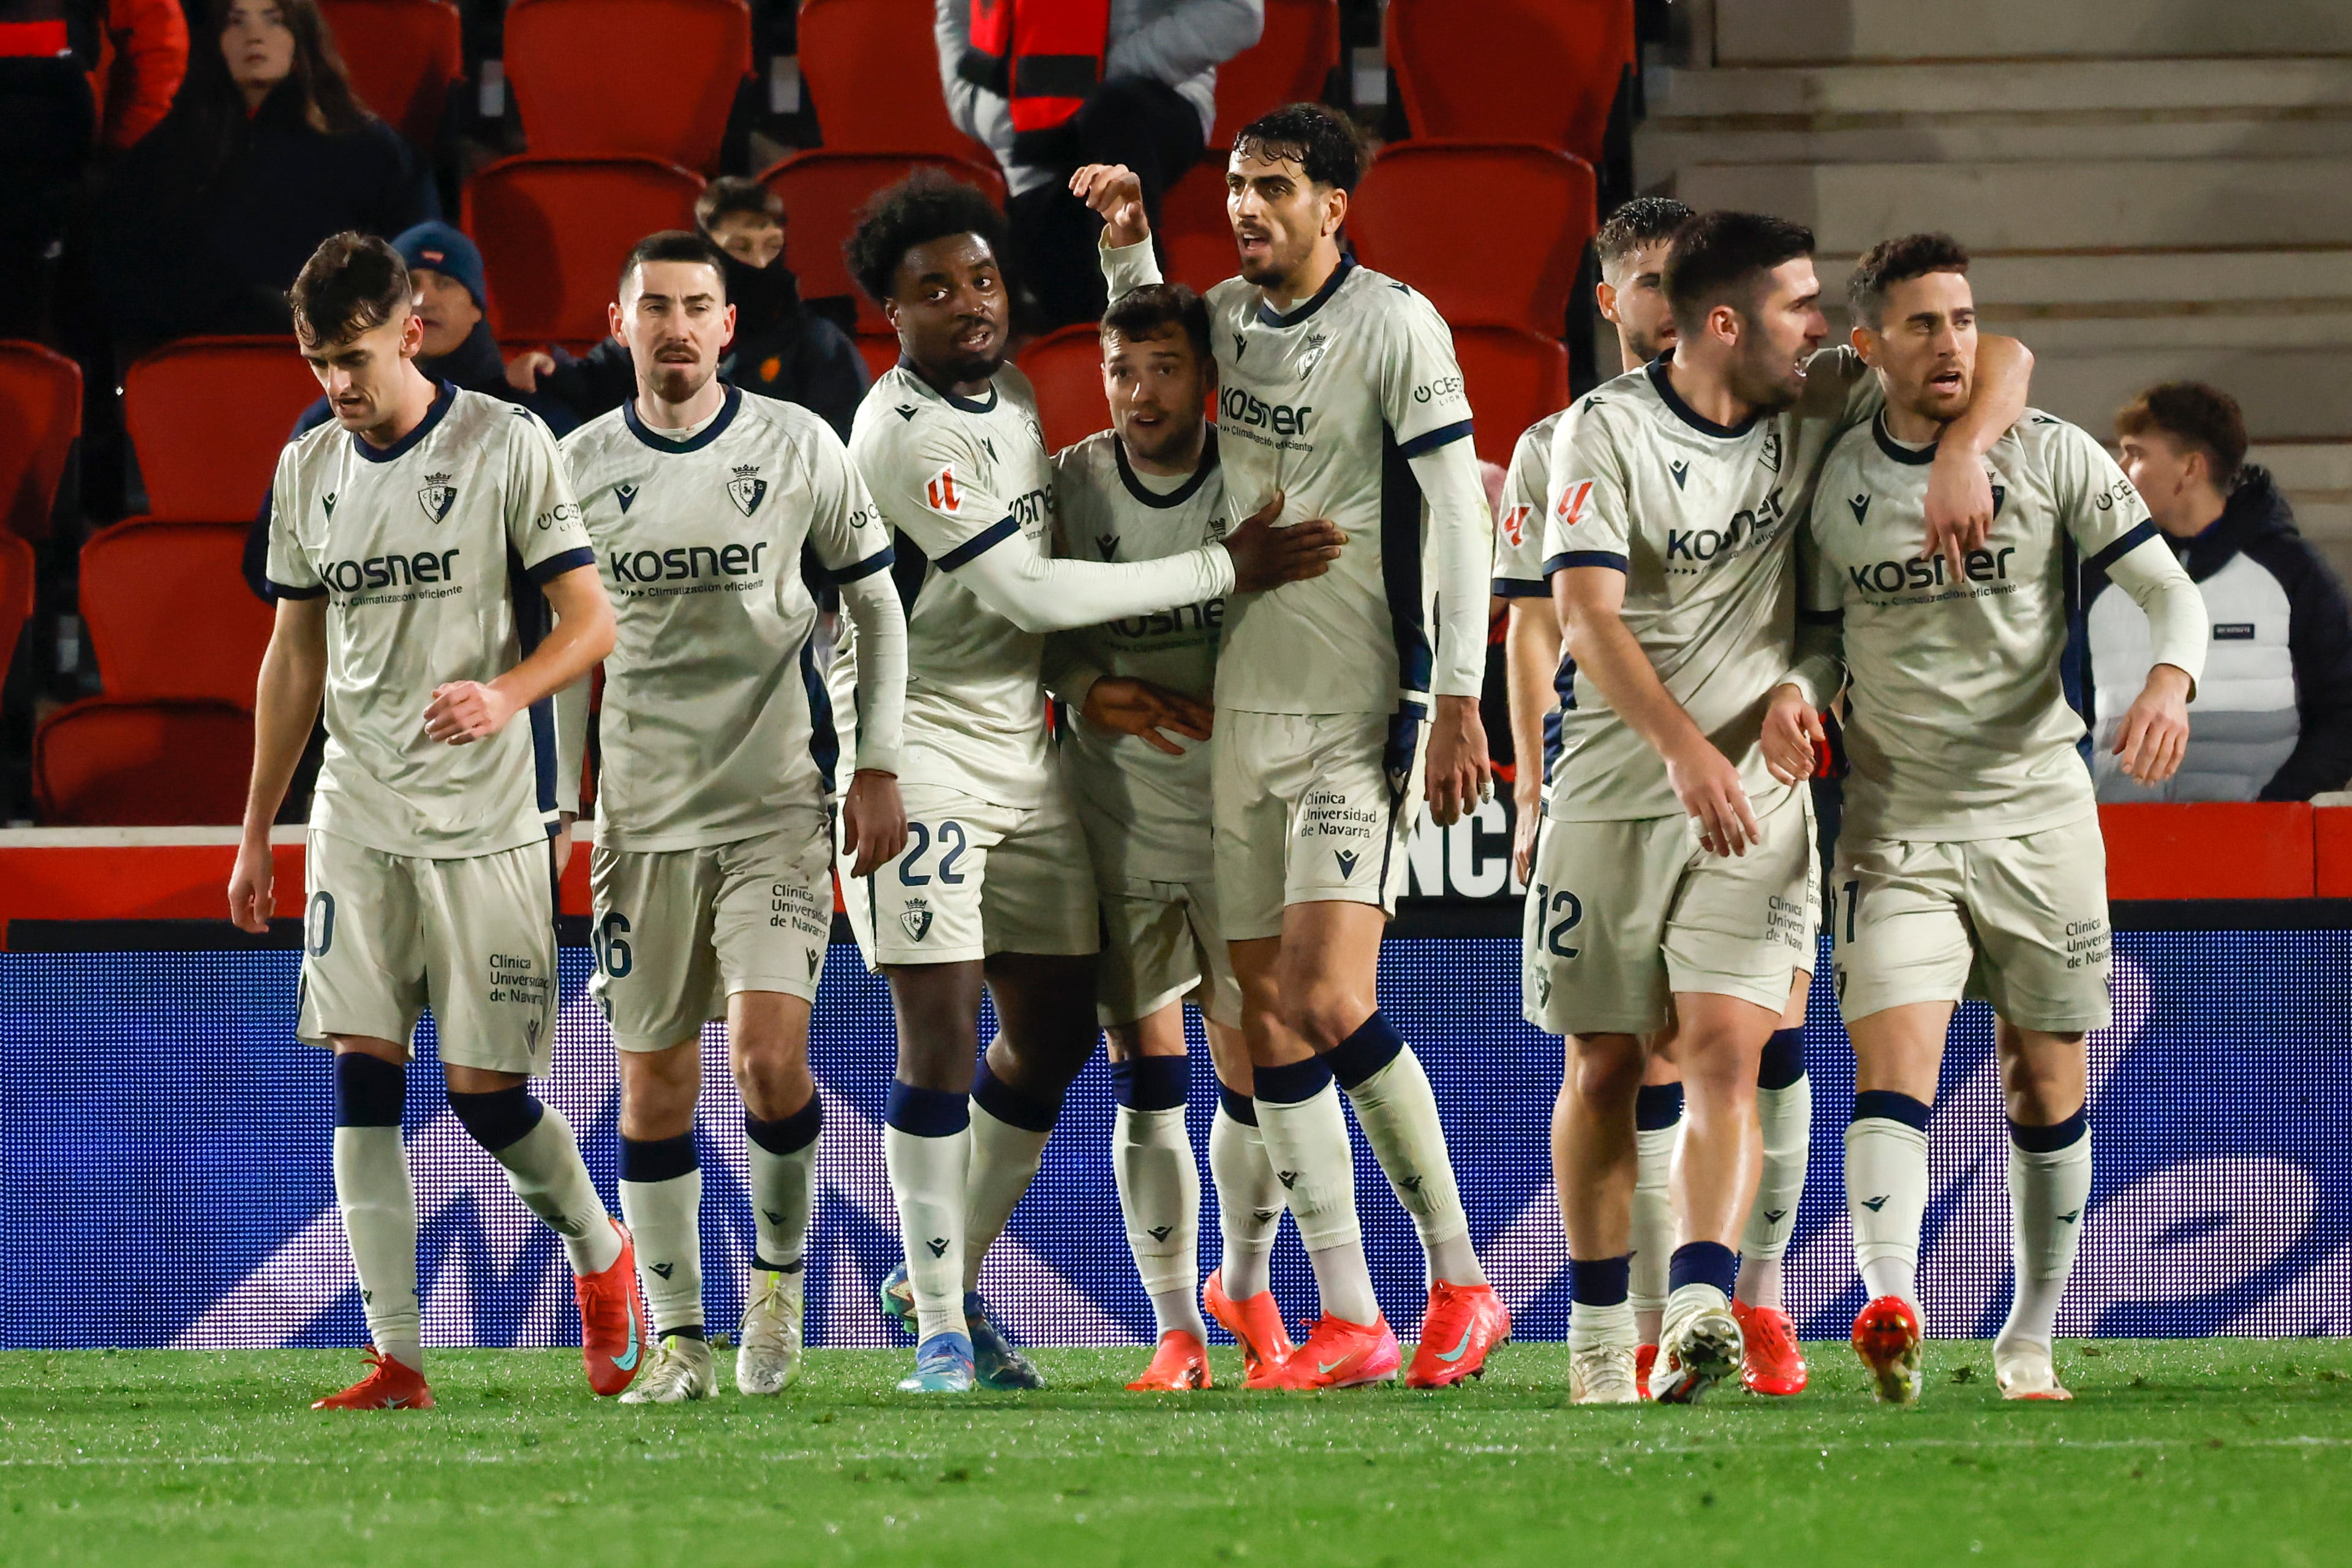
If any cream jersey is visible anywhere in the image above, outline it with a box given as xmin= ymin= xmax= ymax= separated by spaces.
xmin=1540 ymin=351 xmax=1879 ymax=821
xmin=1047 ymin=429 xmax=1231 ymax=885
xmin=560 ymin=386 xmax=899 ymax=852
xmin=1797 ymin=408 xmax=2206 ymax=843
xmin=1493 ymin=410 xmax=1564 ymax=598
xmin=1104 ymin=240 xmax=1487 ymax=719
xmin=265 ymin=382 xmax=594 ymax=858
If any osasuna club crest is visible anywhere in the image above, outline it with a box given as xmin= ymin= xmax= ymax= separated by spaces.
xmin=727 ymin=464 xmax=767 ymax=517
xmin=900 ymin=907 xmax=933 ymax=941
xmin=417 ymin=472 xmax=457 ymax=523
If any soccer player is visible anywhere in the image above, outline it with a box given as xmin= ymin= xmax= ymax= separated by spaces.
xmin=839 ymin=174 xmax=1340 ymax=1393
xmin=1532 ymin=211 xmax=2031 ymax=1403
xmin=1038 ymin=282 xmax=1294 ymax=1391
xmin=554 ymin=232 xmax=910 ymax=1403
xmin=1076 ymin=101 xmax=1513 ymax=1392
xmin=227 ymin=232 xmax=643 ymax=1411
xmin=1764 ymin=235 xmax=2201 ymax=1403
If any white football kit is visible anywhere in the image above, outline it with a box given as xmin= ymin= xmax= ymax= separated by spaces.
xmin=265 ymin=383 xmax=594 ymax=1072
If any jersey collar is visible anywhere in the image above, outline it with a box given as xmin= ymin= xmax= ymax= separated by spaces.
xmin=1255 ymin=255 xmax=1354 ymax=330
xmin=1114 ymin=427 xmax=1219 ymax=509
xmin=352 ymin=379 xmax=455 ymax=464
xmin=622 ymin=382 xmax=742 ymax=453
xmin=900 ymin=356 xmax=1000 ymax=414
xmin=1872 ymin=410 xmax=1940 ymax=466
xmin=1647 ymin=355 xmax=1760 ymax=440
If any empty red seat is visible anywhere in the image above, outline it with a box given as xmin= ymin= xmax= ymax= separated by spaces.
xmin=1212 ymin=0 xmax=1341 ymax=149
xmin=466 ymin=156 xmax=706 ymax=342
xmin=503 ymin=0 xmax=752 ymax=172
xmin=1158 ymin=164 xmax=1236 ymax=294
xmin=0 ymin=339 xmax=80 ymax=540
xmin=797 ymin=0 xmax=994 ymax=163
xmin=853 ymin=332 xmax=902 ymax=383
xmin=81 ymin=520 xmax=274 ymax=706
xmin=319 ymin=0 xmax=463 ymax=152
xmin=123 ymin=337 xmax=320 ymax=521
xmin=1387 ymin=0 xmax=1635 ymax=165
xmin=0 ymin=531 xmax=32 ymax=692
xmin=1453 ymin=326 xmax=1569 ymax=469
xmin=1348 ymin=142 xmax=1596 ymax=334
xmin=758 ymin=153 xmax=1006 ymax=332
xmin=1016 ymin=325 xmax=1111 ymax=453
xmin=34 ymin=698 xmax=254 ymax=825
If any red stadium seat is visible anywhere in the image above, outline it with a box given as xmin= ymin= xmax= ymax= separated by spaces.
xmin=122 ymin=337 xmax=320 ymax=521
xmin=758 ymin=153 xmax=1006 ymax=333
xmin=1017 ymin=325 xmax=1111 ymax=453
xmin=1211 ymin=0 xmax=1341 ymax=149
xmin=1159 ymin=164 xmax=1235 ymax=294
xmin=797 ymin=0 xmax=995 ymax=163
xmin=503 ymin=0 xmax=752 ymax=172
xmin=0 ymin=531 xmax=32 ymax=692
xmin=318 ymin=0 xmax=463 ymax=152
xmin=0 ymin=339 xmax=80 ymax=540
xmin=466 ymin=156 xmax=706 ymax=342
xmin=1387 ymin=0 xmax=1635 ymax=166
xmin=853 ymin=332 xmax=902 ymax=383
xmin=80 ymin=521 xmax=274 ymax=707
xmin=33 ymin=697 xmax=254 ymax=826
xmin=1452 ymin=326 xmax=1569 ymax=469
xmin=1348 ymin=142 xmax=1597 ymax=334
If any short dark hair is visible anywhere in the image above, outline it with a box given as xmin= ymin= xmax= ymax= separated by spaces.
xmin=1662 ymin=210 xmax=1815 ymax=338
xmin=696 ymin=176 xmax=783 ymax=235
xmin=1233 ymin=102 xmax=1366 ymax=193
xmin=2117 ymin=381 xmax=2248 ymax=487
xmin=289 ymin=231 xmax=409 ymax=345
xmin=1847 ymin=232 xmax=1971 ymax=328
xmin=1101 ymin=283 xmax=1213 ymax=365
xmin=845 ymin=170 xmax=1008 ymax=304
xmin=620 ymin=229 xmax=729 ymax=301
xmin=1595 ymin=196 xmax=1695 ymax=271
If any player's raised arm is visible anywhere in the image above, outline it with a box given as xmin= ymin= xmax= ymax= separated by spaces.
xmin=1072 ymin=163 xmax=1154 ymax=252
xmin=1921 ymin=331 xmax=2033 ymax=573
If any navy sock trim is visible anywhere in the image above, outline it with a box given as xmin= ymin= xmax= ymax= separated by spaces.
xmin=1852 ymin=1090 xmax=1932 ymax=1131
xmin=1757 ymin=1028 xmax=1806 ymax=1091
xmin=751 ymin=1256 xmax=805 ymax=1275
xmin=618 ymin=1131 xmax=698 ymax=1184
xmin=1251 ymin=1055 xmax=1333 ymax=1105
xmin=971 ymin=1058 xmax=1061 ymax=1134
xmin=1216 ymin=1084 xmax=1259 ymax=1126
xmin=746 ymin=1095 xmax=823 ymax=1156
xmin=1112 ymin=1055 xmax=1189 ymax=1112
xmin=660 ymin=1324 xmax=707 ymax=1342
xmin=447 ymin=1085 xmax=545 ymax=1153
xmin=1325 ymin=1010 xmax=1405 ymax=1090
xmin=1569 ymin=1254 xmax=1631 ymax=1307
xmin=1668 ymin=1240 xmax=1738 ymax=1298
xmin=1634 ymin=1082 xmax=1685 ymax=1132
xmin=884 ymin=1081 xmax=970 ymax=1137
xmin=2009 ymin=1107 xmax=2088 ymax=1154
xmin=333 ymin=1053 xmax=404 ymax=1128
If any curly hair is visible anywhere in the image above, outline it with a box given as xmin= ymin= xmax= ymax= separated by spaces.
xmin=1595 ymin=195 xmax=1695 ymax=272
xmin=1847 ymin=232 xmax=1971 ymax=330
xmin=1233 ymin=103 xmax=1366 ymax=193
xmin=844 ymin=170 xmax=1008 ymax=305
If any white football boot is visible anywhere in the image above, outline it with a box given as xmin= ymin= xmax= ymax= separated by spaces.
xmin=737 ymin=1266 xmax=806 ymax=1395
xmin=618 ymin=1334 xmax=716 ymax=1404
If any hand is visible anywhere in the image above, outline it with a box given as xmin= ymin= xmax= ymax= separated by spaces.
xmin=1664 ymin=734 xmax=1760 ymax=857
xmin=1081 ymin=677 xmax=1213 ymax=756
xmin=1512 ymin=790 xmax=1541 ymax=884
xmin=1221 ymin=490 xmax=1344 ymax=594
xmin=507 ymin=350 xmax=555 ymax=393
xmin=227 ymin=831 xmax=275 ymax=934
xmin=1924 ymin=443 xmax=1994 ymax=580
xmin=424 ymin=680 xmax=519 ymax=744
xmin=1070 ymin=164 xmax=1151 ymax=248
xmin=1760 ymin=683 xmax=1825 ymax=786
xmin=1424 ymin=694 xmax=1491 ymax=827
xmin=553 ymin=810 xmax=576 ymax=878
xmin=2114 ymin=663 xmax=2193 ymax=785
xmin=841 ymin=769 xmax=908 ymax=878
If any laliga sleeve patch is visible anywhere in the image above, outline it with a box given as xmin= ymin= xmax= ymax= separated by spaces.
xmin=1556 ymin=480 xmax=1594 ymax=529
xmin=925 ymin=464 xmax=962 ymax=514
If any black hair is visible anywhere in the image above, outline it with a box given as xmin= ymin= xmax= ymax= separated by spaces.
xmin=696 ymin=176 xmax=784 ymax=235
xmin=1101 ymin=283 xmax=1212 ymax=366
xmin=1595 ymin=195 xmax=1695 ymax=271
xmin=2117 ymin=382 xmax=2249 ymax=487
xmin=289 ymin=231 xmax=409 ymax=345
xmin=1662 ymin=210 xmax=1816 ymax=338
xmin=1847 ymin=232 xmax=1971 ymax=329
xmin=844 ymin=170 xmax=1008 ymax=304
xmin=1232 ymin=102 xmax=1366 ymax=193
xmin=620 ymin=229 xmax=729 ymax=301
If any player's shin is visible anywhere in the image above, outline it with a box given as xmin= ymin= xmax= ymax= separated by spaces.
xmin=332 ymin=1052 xmax=422 ymax=1372
xmin=1736 ymin=1029 xmax=1811 ymax=1311
xmin=1846 ymin=1091 xmax=1932 ymax=1312
xmin=1253 ymin=1055 xmax=1379 ymax=1325
xmin=617 ymin=1132 xmax=704 ymax=1340
xmin=1111 ymin=1055 xmax=1208 ymax=1344
xmin=1208 ymin=1086 xmax=1284 ymax=1299
xmin=745 ymin=1094 xmax=823 ymax=1273
xmin=450 ymin=1086 xmax=622 ymax=1276
xmin=1331 ymin=1012 xmax=1485 ymax=1287
xmin=2000 ymin=1109 xmax=2092 ymax=1352
xmin=1630 ymin=1082 xmax=1683 ymax=1344
xmin=962 ymin=1051 xmax=1065 ymax=1294
xmin=882 ymin=1082 xmax=971 ymax=1344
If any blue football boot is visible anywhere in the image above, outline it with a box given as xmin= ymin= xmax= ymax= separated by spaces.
xmin=896 ymin=1331 xmax=976 ymax=1393
xmin=965 ymin=1291 xmax=1045 ymax=1390
xmin=878 ymin=1261 xmax=917 ymax=1335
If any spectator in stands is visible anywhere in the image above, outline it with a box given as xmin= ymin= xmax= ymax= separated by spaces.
xmin=508 ymin=178 xmax=869 ymax=440
xmin=0 ymin=2 xmax=97 ymax=339
xmin=89 ymin=0 xmax=190 ymax=153
xmin=94 ymin=0 xmax=435 ymax=355
xmin=2088 ymin=380 xmax=2352 ymax=802
xmin=934 ymin=0 xmax=1264 ymax=330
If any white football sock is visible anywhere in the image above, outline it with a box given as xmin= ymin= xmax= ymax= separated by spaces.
xmin=883 ymin=1123 xmax=970 ymax=1343
xmin=1847 ymin=1117 xmax=1929 ymax=1313
xmin=962 ymin=1098 xmax=1052 ymax=1295
xmin=1999 ymin=1126 xmax=2092 ymax=1351
xmin=1568 ymin=1298 xmax=1637 ymax=1353
xmin=1114 ymin=1104 xmax=1208 ymax=1343
xmin=619 ymin=1169 xmax=703 ymax=1336
xmin=1208 ymin=1102 xmax=1284 ymax=1300
xmin=1736 ymin=1075 xmax=1812 ymax=1312
xmin=333 ymin=1125 xmax=421 ymax=1371
xmin=747 ymin=1138 xmax=818 ymax=1271
xmin=492 ymin=1103 xmax=620 ymax=1276
xmin=1630 ymin=1121 xmax=1678 ymax=1343
xmin=1343 ymin=1045 xmax=1485 ymax=1287
xmin=1255 ymin=1082 xmax=1378 ymax=1324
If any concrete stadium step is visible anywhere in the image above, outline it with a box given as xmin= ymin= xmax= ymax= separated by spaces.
xmin=2250 ymin=445 xmax=2352 ymax=560
xmin=2027 ymin=348 xmax=2352 ymax=446
xmin=1711 ymin=0 xmax=2352 ymax=66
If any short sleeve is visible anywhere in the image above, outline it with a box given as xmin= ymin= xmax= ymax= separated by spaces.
xmin=2043 ymin=419 xmax=2158 ymax=570
xmin=505 ymin=409 xmax=596 ymax=582
xmin=1378 ymin=289 xmax=1475 ymax=457
xmin=1541 ymin=400 xmax=1632 ymax=574
xmin=799 ymin=420 xmax=896 ymax=586
xmin=263 ymin=444 xmax=324 ymax=598
xmin=868 ymin=421 xmax=1016 ymax=571
xmin=1491 ymin=424 xmax=1552 ymax=595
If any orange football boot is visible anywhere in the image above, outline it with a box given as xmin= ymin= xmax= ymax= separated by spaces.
xmin=576 ymin=1217 xmax=647 ymax=1396
xmin=1255 ymin=1313 xmax=1401 ymax=1390
xmin=1852 ymin=1295 xmax=1923 ymax=1406
xmin=1635 ymin=1343 xmax=1658 ymax=1401
xmin=312 ymin=1349 xmax=434 ymax=1410
xmin=1126 ymin=1330 xmax=1212 ymax=1391
xmin=1404 ymin=1280 xmax=1510 ymax=1388
xmin=1733 ymin=1300 xmax=1809 ymax=1395
xmin=1204 ymin=1268 xmax=1296 ymax=1386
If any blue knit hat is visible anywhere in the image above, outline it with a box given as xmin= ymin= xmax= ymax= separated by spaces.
xmin=392 ymin=221 xmax=488 ymax=311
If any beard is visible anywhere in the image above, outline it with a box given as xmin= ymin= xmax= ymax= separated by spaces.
xmin=1728 ymin=337 xmax=1807 ymax=414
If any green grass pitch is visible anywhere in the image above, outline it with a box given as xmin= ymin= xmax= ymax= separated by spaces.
xmin=4 ymin=1341 xmax=2347 ymax=1567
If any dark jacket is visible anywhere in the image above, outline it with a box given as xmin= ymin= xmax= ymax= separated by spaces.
xmin=2086 ymin=465 xmax=2352 ymax=802
xmin=97 ymin=76 xmax=436 ymax=351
